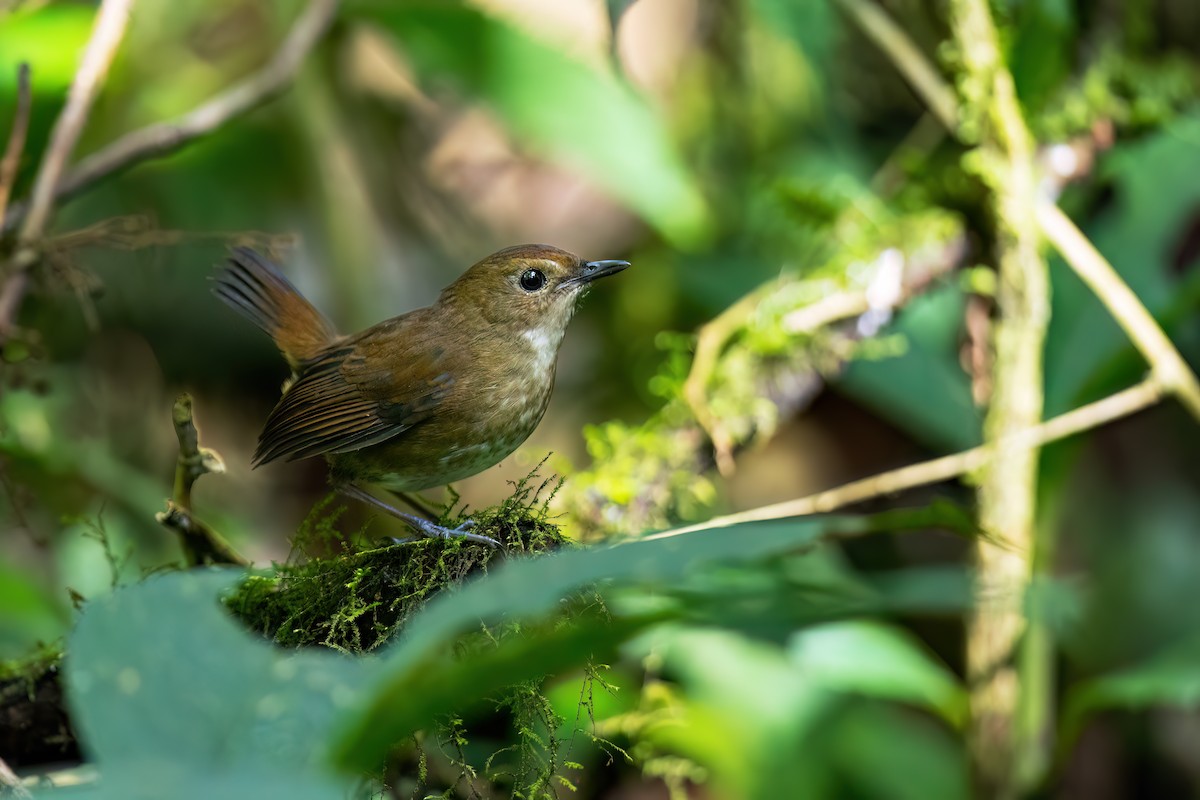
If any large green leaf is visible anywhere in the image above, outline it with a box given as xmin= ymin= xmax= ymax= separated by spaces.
xmin=331 ymin=511 xmax=937 ymax=772
xmin=62 ymin=570 xmax=363 ymax=796
xmin=34 ymin=763 xmax=345 ymax=800
xmin=351 ymin=0 xmax=709 ymax=246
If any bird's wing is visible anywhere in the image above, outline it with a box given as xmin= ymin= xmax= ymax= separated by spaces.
xmin=253 ymin=317 xmax=454 ymax=465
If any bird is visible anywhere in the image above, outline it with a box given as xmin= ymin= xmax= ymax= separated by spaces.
xmin=213 ymin=244 xmax=630 ymax=546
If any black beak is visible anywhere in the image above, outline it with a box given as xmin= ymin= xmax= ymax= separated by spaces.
xmin=580 ymin=259 xmax=631 ymax=282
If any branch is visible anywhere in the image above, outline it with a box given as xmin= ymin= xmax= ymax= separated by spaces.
xmin=2 ymin=0 xmax=339 ymax=232
xmin=16 ymin=0 xmax=135 ymax=244
xmin=0 ymin=0 xmax=134 ymax=342
xmin=156 ymin=394 xmax=247 ymax=567
xmin=645 ymin=378 xmax=1162 ymax=541
xmin=833 ymin=0 xmax=957 ymax=130
xmin=1037 ymin=201 xmax=1200 ymax=420
xmin=0 ymin=63 xmax=32 ymax=231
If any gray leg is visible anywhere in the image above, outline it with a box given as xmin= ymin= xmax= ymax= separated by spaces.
xmin=389 ymin=490 xmax=441 ymax=521
xmin=339 ymin=485 xmax=498 ymax=547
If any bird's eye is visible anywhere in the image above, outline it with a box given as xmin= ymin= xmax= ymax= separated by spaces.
xmin=519 ymin=269 xmax=547 ymax=292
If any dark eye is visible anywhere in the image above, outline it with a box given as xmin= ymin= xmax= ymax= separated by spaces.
xmin=519 ymin=269 xmax=546 ymax=292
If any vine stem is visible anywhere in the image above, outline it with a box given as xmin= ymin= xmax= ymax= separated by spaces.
xmin=643 ymin=378 xmax=1161 ymax=541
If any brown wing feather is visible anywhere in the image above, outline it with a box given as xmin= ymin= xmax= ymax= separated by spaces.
xmin=253 ymin=315 xmax=454 ymax=465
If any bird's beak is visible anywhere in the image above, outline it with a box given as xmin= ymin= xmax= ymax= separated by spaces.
xmin=579 ymin=259 xmax=631 ymax=282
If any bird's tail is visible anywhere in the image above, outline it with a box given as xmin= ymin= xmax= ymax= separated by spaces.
xmin=213 ymin=247 xmax=339 ymax=368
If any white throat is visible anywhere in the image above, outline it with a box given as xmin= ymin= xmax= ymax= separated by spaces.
xmin=522 ymin=326 xmax=564 ymax=375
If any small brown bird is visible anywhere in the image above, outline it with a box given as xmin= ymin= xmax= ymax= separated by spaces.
xmin=214 ymin=244 xmax=629 ymax=545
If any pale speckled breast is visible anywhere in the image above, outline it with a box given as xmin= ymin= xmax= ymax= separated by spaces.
xmin=327 ymin=346 xmax=557 ymax=492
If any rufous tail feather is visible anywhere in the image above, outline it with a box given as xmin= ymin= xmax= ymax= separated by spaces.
xmin=213 ymin=247 xmax=339 ymax=369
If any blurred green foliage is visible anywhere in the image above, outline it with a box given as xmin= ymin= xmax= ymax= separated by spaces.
xmin=1 ymin=0 xmax=1199 ymax=798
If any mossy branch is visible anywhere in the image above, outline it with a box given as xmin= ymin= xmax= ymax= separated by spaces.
xmin=566 ymin=212 xmax=965 ymax=538
xmin=945 ymin=0 xmax=1051 ymax=792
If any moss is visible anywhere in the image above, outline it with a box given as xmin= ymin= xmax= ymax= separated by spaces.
xmin=562 ymin=207 xmax=963 ymax=538
xmin=0 ymin=644 xmax=78 ymax=767
xmin=224 ymin=468 xmax=608 ymax=799
xmin=227 ymin=469 xmax=569 ymax=653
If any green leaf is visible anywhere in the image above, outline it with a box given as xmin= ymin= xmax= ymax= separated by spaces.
xmin=64 ymin=570 xmax=362 ymax=790
xmin=32 ymin=762 xmax=345 ymax=800
xmin=0 ymin=563 xmax=69 ymax=659
xmin=1062 ymin=635 xmax=1200 ymax=747
xmin=351 ymin=0 xmax=709 ymax=246
xmin=836 ymin=285 xmax=983 ymax=451
xmin=644 ymin=627 xmax=837 ymax=800
xmin=787 ymin=620 xmax=967 ymax=727
xmin=825 ymin=702 xmax=969 ymax=800
xmin=0 ymin=5 xmax=96 ymax=93
xmin=331 ymin=513 xmax=899 ymax=772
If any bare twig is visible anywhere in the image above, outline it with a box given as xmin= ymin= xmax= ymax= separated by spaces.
xmin=644 ymin=378 xmax=1162 ymax=541
xmin=3 ymin=0 xmax=339 ymax=232
xmin=0 ymin=0 xmax=135 ymax=342
xmin=0 ymin=63 xmax=32 ymax=231
xmin=834 ymin=0 xmax=958 ymax=130
xmin=156 ymin=394 xmax=247 ymax=567
xmin=1037 ymin=201 xmax=1200 ymax=420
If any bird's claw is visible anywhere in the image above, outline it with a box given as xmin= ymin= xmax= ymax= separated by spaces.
xmin=408 ymin=516 xmax=497 ymax=547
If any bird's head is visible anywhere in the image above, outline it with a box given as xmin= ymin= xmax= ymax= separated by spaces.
xmin=439 ymin=244 xmax=630 ymax=345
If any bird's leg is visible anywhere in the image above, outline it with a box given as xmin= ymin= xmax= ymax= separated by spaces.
xmin=387 ymin=490 xmax=441 ymax=522
xmin=339 ymin=485 xmax=498 ymax=547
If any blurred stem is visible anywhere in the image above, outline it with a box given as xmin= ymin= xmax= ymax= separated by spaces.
xmin=0 ymin=62 xmax=31 ymax=231
xmin=292 ymin=49 xmax=392 ymax=328
xmin=945 ymin=0 xmax=1050 ymax=795
xmin=1 ymin=0 xmax=341 ymax=235
xmin=0 ymin=0 xmax=134 ymax=343
xmin=1037 ymin=201 xmax=1200 ymax=421
xmin=833 ymin=0 xmax=957 ymax=129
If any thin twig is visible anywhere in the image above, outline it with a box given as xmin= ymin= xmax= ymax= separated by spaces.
xmin=1037 ymin=201 xmax=1200 ymax=420
xmin=833 ymin=0 xmax=957 ymax=130
xmin=156 ymin=394 xmax=247 ymax=566
xmin=17 ymin=0 xmax=134 ymax=243
xmin=645 ymin=378 xmax=1162 ymax=541
xmin=0 ymin=63 xmax=32 ymax=231
xmin=0 ymin=0 xmax=135 ymax=342
xmin=3 ymin=0 xmax=339 ymax=232
xmin=839 ymin=0 xmax=1199 ymax=428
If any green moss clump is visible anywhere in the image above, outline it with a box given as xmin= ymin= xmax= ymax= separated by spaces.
xmin=227 ymin=471 xmax=569 ymax=653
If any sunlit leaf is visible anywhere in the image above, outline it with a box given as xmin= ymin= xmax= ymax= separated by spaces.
xmin=788 ymin=620 xmax=967 ymax=727
xmin=0 ymin=5 xmax=96 ymax=93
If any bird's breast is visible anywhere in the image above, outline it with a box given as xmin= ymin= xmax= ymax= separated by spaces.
xmin=333 ymin=332 xmax=559 ymax=491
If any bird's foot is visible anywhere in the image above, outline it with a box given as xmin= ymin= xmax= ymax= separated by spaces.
xmin=398 ymin=515 xmax=496 ymax=546
xmin=339 ymin=485 xmax=498 ymax=547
